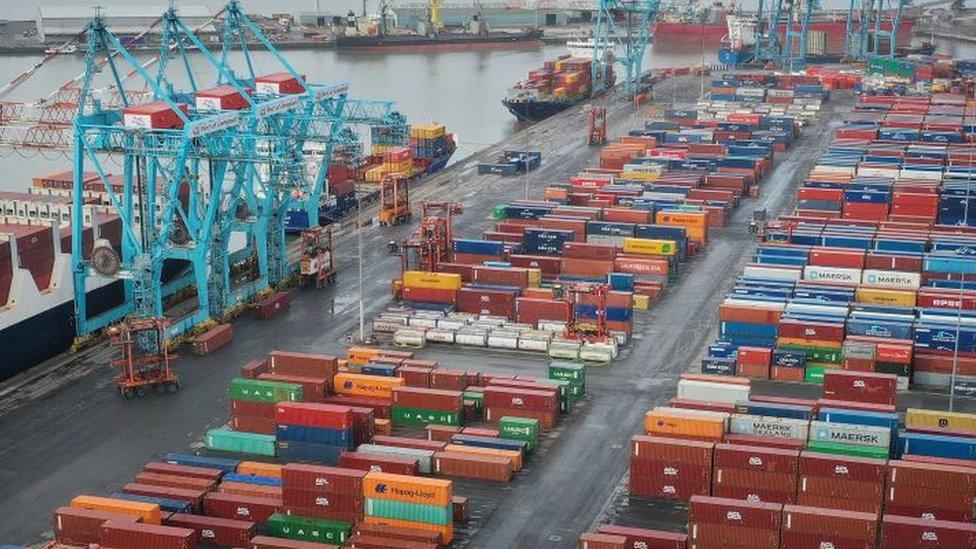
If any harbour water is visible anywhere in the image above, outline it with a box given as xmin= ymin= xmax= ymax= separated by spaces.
xmin=0 ymin=43 xmax=705 ymax=192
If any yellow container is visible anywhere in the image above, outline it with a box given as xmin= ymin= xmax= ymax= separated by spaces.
xmin=905 ymin=408 xmax=976 ymax=434
xmin=526 ymin=268 xmax=542 ymax=288
xmin=363 ymin=472 xmax=452 ymax=505
xmin=643 ymin=410 xmax=726 ymax=441
xmin=620 ymin=171 xmax=660 ymax=182
xmin=363 ymin=515 xmax=454 ymax=545
xmin=334 ymin=372 xmax=404 ymax=399
xmin=856 ymin=286 xmax=917 ymax=308
xmin=633 ymin=294 xmax=650 ymax=311
xmin=237 ymin=461 xmax=283 ymax=478
xmin=70 ymin=495 xmax=161 ymax=524
xmin=347 ymin=346 xmax=382 ymax=365
xmin=622 ymin=238 xmax=676 ymax=257
xmin=443 ymin=443 xmax=522 ymax=471
xmin=403 ymin=271 xmax=462 ymax=290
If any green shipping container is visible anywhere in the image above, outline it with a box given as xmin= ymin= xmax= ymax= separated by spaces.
xmin=548 ymin=361 xmax=586 ymax=386
xmin=548 ymin=379 xmax=577 ymax=414
xmin=265 ymin=513 xmax=351 ymax=544
xmin=463 ymin=391 xmax=484 ymax=411
xmin=499 ymin=416 xmax=539 ymax=452
xmin=806 ymin=440 xmax=890 ymax=460
xmin=228 ymin=378 xmax=303 ymax=403
xmin=205 ymin=428 xmax=276 ymax=457
xmin=491 ymin=205 xmax=507 ymax=220
xmin=391 ymin=406 xmax=461 ymax=426
xmin=779 ymin=345 xmax=842 ymax=364
xmin=364 ymin=498 xmax=452 ymax=526
xmin=804 ymin=365 xmax=826 ymax=384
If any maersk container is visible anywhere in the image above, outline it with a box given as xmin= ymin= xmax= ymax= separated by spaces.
xmin=206 ymin=429 xmax=276 ymax=457
xmin=897 ymin=431 xmax=976 ymax=460
xmin=163 ymin=453 xmax=239 ymax=474
xmin=806 ymin=440 xmax=890 ymax=460
xmin=729 ymin=414 xmax=810 ymax=441
xmin=808 ymin=420 xmax=891 ymax=449
xmin=818 ymin=408 xmax=898 ymax=439
xmin=365 ymin=498 xmax=452 ymax=526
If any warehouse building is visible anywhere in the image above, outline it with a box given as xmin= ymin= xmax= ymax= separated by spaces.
xmin=36 ymin=5 xmax=214 ymax=41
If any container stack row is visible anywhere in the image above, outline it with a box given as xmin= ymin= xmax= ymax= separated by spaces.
xmin=620 ymin=371 xmax=976 ymax=547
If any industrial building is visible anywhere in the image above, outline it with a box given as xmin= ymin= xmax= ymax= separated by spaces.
xmin=35 ymin=5 xmax=214 ymax=41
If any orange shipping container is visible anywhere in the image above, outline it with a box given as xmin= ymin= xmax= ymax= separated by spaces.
xmin=362 ymin=472 xmax=452 ymax=506
xmin=643 ymin=410 xmax=727 ymax=441
xmin=236 ymin=461 xmax=283 ymax=478
xmin=442 ymin=444 xmax=522 ymax=471
xmin=656 ymin=211 xmax=708 ymax=245
xmin=363 ymin=515 xmax=453 ymax=545
xmin=334 ymin=372 xmax=405 ymax=400
xmin=70 ymin=495 xmax=161 ymax=525
xmin=346 ymin=347 xmax=383 ymax=365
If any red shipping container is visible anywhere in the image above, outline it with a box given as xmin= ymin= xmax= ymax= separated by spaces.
xmin=259 ymin=373 xmax=330 ymax=403
xmin=711 ymin=484 xmax=795 ymax=504
xmin=254 ymin=72 xmax=305 ymax=95
xmin=250 ymin=535 xmax=338 ymax=549
xmin=772 ymin=365 xmax=805 ymax=382
xmin=629 ymin=474 xmax=710 ymax=500
xmin=471 ymin=266 xmax=529 ymax=287
xmin=880 ymin=514 xmax=976 ymax=548
xmin=736 ymin=346 xmax=772 ymax=367
xmin=901 ymin=454 xmax=976 ymax=469
xmin=321 ymin=395 xmax=391 ymax=420
xmin=721 ymin=433 xmax=806 ymax=451
xmin=563 ymin=241 xmax=617 ymax=260
xmin=799 ymin=475 xmax=884 ymax=501
xmin=667 ymin=398 xmax=736 ymax=414
xmin=781 ymin=531 xmax=875 ymax=549
xmin=203 ymin=492 xmax=283 ymax=523
xmin=163 ymin=514 xmax=255 ymax=546
xmin=134 ymin=473 xmax=216 ymax=492
xmin=887 ymin=459 xmax=976 ymax=491
xmin=713 ymin=443 xmax=799 ymax=474
xmin=485 ymin=406 xmax=558 ymax=429
xmin=339 ymin=451 xmax=420 ymax=476
xmin=689 ymin=495 xmax=783 ymax=530
xmin=816 ymin=397 xmax=895 ymax=414
xmin=460 ymin=426 xmax=499 ymax=438
xmin=810 ymin=247 xmax=867 ymax=269
xmin=864 ymin=252 xmax=924 ymax=272
xmin=347 ymin=534 xmax=437 ymax=549
xmin=688 ymin=522 xmax=779 ymax=548
xmin=122 ymin=101 xmax=189 ymax=130
xmin=782 ymin=504 xmax=878 ymax=539
xmin=402 ymin=286 xmax=456 ymax=305
xmin=630 ymin=435 xmax=714 ymax=465
xmin=515 ymin=297 xmax=572 ymax=325
xmin=630 ymin=459 xmax=711 ymax=483
xmin=886 ymin=484 xmax=973 ymax=514
xmin=274 ymin=403 xmax=353 ymax=429
xmin=799 ymin=451 xmax=887 ymax=483
xmin=427 ymin=424 xmax=461 ymax=443
xmin=433 ymin=451 xmax=512 ymax=482
xmin=456 ymin=287 xmax=518 ymax=318
xmin=614 ymin=255 xmax=670 ymax=278
xmin=884 ymin=503 xmax=972 ymax=522
xmin=143 ymin=462 xmax=222 ymax=481
xmin=281 ymin=464 xmax=366 ymax=495
xmin=430 ymin=369 xmax=468 ymax=391
xmin=100 ymin=521 xmax=196 ymax=549
xmin=232 ymin=417 xmax=275 ymax=436
xmin=595 ymin=525 xmax=686 ymax=549
xmin=508 ymin=254 xmax=562 ymax=277
xmin=269 ymin=351 xmax=338 ymax=378
xmin=351 ymin=522 xmax=442 ymax=545
xmin=281 ymin=488 xmax=362 ymax=515
xmin=778 ymin=318 xmax=845 ymax=341
xmin=231 ymin=399 xmax=276 ymax=420
xmin=254 ymin=291 xmax=290 ymax=320
xmin=240 ymin=357 xmax=270 ymax=379
xmin=192 ymin=323 xmax=232 ymax=355
xmin=578 ymin=532 xmax=627 ymax=549
xmin=371 ymin=435 xmax=447 ymax=452
xmin=392 ymin=387 xmax=462 ymax=411
xmin=434 ymin=262 xmax=475 ymax=282
xmin=822 ymin=370 xmax=897 ymax=405
xmin=795 ymin=494 xmax=881 ymax=515
xmin=52 ymin=507 xmax=140 ymax=546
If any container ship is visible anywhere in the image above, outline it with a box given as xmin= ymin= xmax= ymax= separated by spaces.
xmin=0 ymin=172 xmax=127 ymax=380
xmin=502 ymin=39 xmax=615 ymax=124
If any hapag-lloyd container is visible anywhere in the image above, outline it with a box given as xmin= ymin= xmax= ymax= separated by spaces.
xmin=880 ymin=514 xmax=976 ymax=548
xmin=162 ymin=513 xmax=256 ymax=546
xmin=99 ymin=521 xmax=195 ymax=549
xmin=274 ymin=403 xmax=354 ymax=429
xmin=203 ymin=492 xmax=283 ymax=523
xmin=689 ymin=495 xmax=784 ymax=529
xmin=782 ymin=504 xmax=878 ymax=542
xmin=713 ymin=443 xmax=800 ymax=473
xmin=729 ymin=414 xmax=810 ymax=441
xmin=822 ymin=370 xmax=897 ymax=405
xmin=808 ymin=420 xmax=891 ymax=449
xmin=595 ymin=524 xmax=687 ymax=549
xmin=53 ymin=507 xmax=141 ymax=545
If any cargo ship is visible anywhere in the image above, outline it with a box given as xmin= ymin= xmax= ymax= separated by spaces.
xmin=335 ymin=27 xmax=543 ymax=49
xmin=0 ymin=173 xmax=128 ymax=380
xmin=502 ymin=39 xmax=615 ymax=124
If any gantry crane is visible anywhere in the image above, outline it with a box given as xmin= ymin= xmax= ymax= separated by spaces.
xmin=754 ymin=0 xmax=819 ymax=69
xmin=845 ymin=0 xmax=909 ymax=61
xmin=593 ymin=0 xmax=664 ymax=98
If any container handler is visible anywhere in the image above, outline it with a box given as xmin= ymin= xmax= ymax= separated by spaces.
xmin=108 ymin=317 xmax=179 ymax=398
xmin=378 ymin=173 xmax=412 ymax=226
xmin=299 ymin=226 xmax=336 ymax=287
xmin=391 ymin=200 xmax=463 ymax=298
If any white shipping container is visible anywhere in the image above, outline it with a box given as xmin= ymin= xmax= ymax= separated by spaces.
xmin=803 ymin=265 xmax=862 ymax=284
xmin=371 ymin=319 xmax=403 ymax=334
xmin=808 ymin=420 xmax=891 ymax=448
xmin=356 ymin=444 xmax=434 ymax=474
xmin=861 ymin=269 xmax=921 ymax=289
xmin=455 ymin=329 xmax=488 ymax=347
xmin=676 ymin=380 xmax=751 ymax=404
xmin=517 ymin=334 xmax=550 ymax=352
xmin=407 ymin=316 xmax=438 ymax=328
xmin=743 ymin=264 xmax=803 ymax=281
xmin=487 ymin=331 xmax=519 ymax=349
xmin=393 ymin=329 xmax=426 ymax=348
xmin=548 ymin=339 xmax=581 ymax=360
xmin=425 ymin=328 xmax=455 ymax=343
xmin=729 ymin=414 xmax=810 ymax=440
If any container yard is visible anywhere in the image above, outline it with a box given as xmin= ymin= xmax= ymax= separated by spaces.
xmin=4 ymin=1 xmax=976 ymax=548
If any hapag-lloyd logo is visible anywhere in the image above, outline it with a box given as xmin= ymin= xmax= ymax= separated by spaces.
xmin=663 ymin=466 xmax=678 ymax=476
xmin=726 ymin=510 xmax=743 ymax=521
xmin=372 ymin=482 xmax=437 ymax=501
xmin=511 ymin=397 xmax=525 ymax=406
xmin=315 ymin=496 xmax=330 ymax=507
xmin=853 ymin=380 xmax=866 ymax=388
xmin=834 ymin=465 xmax=850 ymax=475
xmin=314 ymin=476 xmax=331 ymax=486
xmin=748 ymin=456 xmax=763 ymax=467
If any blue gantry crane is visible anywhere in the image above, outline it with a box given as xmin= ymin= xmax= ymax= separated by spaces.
xmin=592 ymin=0 xmax=664 ymax=98
xmin=845 ymin=0 xmax=909 ymax=61
xmin=71 ymin=1 xmax=353 ymax=339
xmin=754 ymin=0 xmax=819 ymax=69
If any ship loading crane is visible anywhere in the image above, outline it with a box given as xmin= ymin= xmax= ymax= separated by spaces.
xmin=593 ymin=0 xmax=664 ymax=98
xmin=844 ymin=0 xmax=909 ymax=61
xmin=754 ymin=0 xmax=819 ymax=69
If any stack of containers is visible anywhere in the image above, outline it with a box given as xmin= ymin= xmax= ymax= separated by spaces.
xmin=362 ymin=472 xmax=454 ymax=544
xmin=688 ymin=495 xmax=783 ymax=549
xmin=409 ymin=124 xmax=455 ymax=170
xmin=781 ymin=504 xmax=880 ymax=549
xmin=391 ymin=386 xmax=463 ymax=427
xmin=484 ymin=383 xmax=560 ymax=429
xmin=274 ymin=402 xmax=356 ymax=464
xmin=401 ymin=271 xmax=461 ymax=308
xmin=260 ymin=351 xmax=338 ymax=403
xmin=629 ymin=435 xmax=714 ymax=500
xmin=548 ymin=361 xmax=586 ymax=403
xmin=228 ymin=377 xmax=303 ymax=435
xmin=280 ymin=463 xmax=365 ymax=524
xmin=497 ymin=416 xmax=540 ymax=454
xmin=711 ymin=443 xmax=799 ymax=504
xmin=796 ymin=449 xmax=888 ymax=514
xmin=885 ymin=459 xmax=976 ymax=521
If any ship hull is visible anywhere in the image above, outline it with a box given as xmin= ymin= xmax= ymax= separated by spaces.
xmin=335 ymin=29 xmax=543 ymax=50
xmin=0 ymin=280 xmax=123 ymax=381
xmin=654 ymin=22 xmax=729 ymax=45
xmin=502 ymin=98 xmax=579 ymax=124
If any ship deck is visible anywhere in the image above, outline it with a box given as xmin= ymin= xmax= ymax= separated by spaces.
xmin=2 ymin=74 xmax=975 ymax=547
